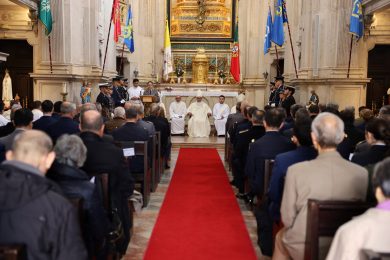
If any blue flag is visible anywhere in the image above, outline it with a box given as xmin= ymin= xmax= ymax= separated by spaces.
xmin=349 ymin=0 xmax=364 ymax=38
xmin=124 ymin=6 xmax=135 ymax=53
xmin=282 ymin=0 xmax=288 ymax=23
xmin=271 ymin=0 xmax=285 ymax=47
xmin=264 ymin=9 xmax=273 ymax=54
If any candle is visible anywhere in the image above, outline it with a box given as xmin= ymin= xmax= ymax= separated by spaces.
xmin=157 ymin=74 xmax=159 ymax=82
xmin=216 ymin=54 xmax=218 ymax=72
xmin=62 ymin=85 xmax=67 ymax=94
xmin=184 ymin=54 xmax=187 ymax=70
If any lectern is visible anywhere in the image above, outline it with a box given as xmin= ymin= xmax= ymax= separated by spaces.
xmin=140 ymin=95 xmax=156 ymax=116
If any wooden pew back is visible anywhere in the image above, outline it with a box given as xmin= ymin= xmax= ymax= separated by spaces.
xmin=304 ymin=199 xmax=373 ymax=260
xmin=0 ymin=244 xmax=27 ymax=260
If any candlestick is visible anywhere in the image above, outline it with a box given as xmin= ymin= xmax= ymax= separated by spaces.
xmin=157 ymin=74 xmax=159 ymax=82
xmin=184 ymin=54 xmax=187 ymax=71
xmin=62 ymin=85 xmax=67 ymax=94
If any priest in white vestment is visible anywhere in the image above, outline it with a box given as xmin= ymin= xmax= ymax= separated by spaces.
xmin=169 ymin=95 xmax=187 ymax=134
xmin=187 ymin=91 xmax=212 ymax=137
xmin=213 ymin=95 xmax=230 ymax=136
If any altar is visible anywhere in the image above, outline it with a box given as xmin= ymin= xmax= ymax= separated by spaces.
xmin=161 ymin=90 xmax=238 ymax=119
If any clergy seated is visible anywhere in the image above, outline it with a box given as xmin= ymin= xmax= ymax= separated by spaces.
xmin=326 ymin=157 xmax=390 ymax=259
xmin=187 ymin=92 xmax=212 ymax=138
xmin=169 ymin=95 xmax=187 ymax=135
xmin=213 ymin=95 xmax=230 ymax=136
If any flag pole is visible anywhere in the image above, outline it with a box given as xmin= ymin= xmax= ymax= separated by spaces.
xmin=48 ymin=36 xmax=53 ymax=74
xmin=101 ymin=0 xmax=116 ymax=78
xmin=284 ymin=8 xmax=298 ymax=79
xmin=274 ymin=45 xmax=280 ymax=76
xmin=347 ymin=34 xmax=353 ymax=78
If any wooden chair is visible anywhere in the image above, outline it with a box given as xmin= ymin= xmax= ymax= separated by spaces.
xmin=304 ymin=199 xmax=373 ymax=260
xmin=362 ymin=249 xmax=390 ymax=260
xmin=254 ymin=159 xmax=274 ymax=208
xmin=94 ymin=173 xmax=110 ymax=210
xmin=117 ymin=141 xmax=151 ymax=207
xmin=0 ymin=244 xmax=27 ymax=260
xmin=156 ymin=132 xmax=162 ymax=180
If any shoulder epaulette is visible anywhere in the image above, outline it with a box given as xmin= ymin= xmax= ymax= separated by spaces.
xmin=239 ymin=129 xmax=249 ymax=134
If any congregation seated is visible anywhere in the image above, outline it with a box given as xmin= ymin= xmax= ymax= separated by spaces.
xmin=112 ymin=105 xmax=149 ymax=173
xmin=47 ymin=134 xmax=111 ymax=259
xmin=280 ymin=104 xmax=305 ymax=138
xmin=31 ymin=100 xmax=43 ymax=122
xmin=0 ymin=108 xmax=33 ymax=151
xmin=145 ymin=103 xmax=171 ymax=162
xmin=226 ymin=101 xmax=244 ymax=137
xmin=0 ymin=130 xmax=87 ymax=259
xmin=33 ymin=100 xmax=58 ymax=132
xmin=105 ymin=106 xmax=126 ymax=134
xmin=231 ymin=104 xmax=254 ymax=145
xmin=212 ymin=95 xmax=230 ymax=136
xmin=356 ymin=108 xmax=375 ymax=132
xmin=327 ymin=157 xmax=390 ymax=259
xmin=0 ymin=104 xmax=21 ymax=138
xmin=0 ymin=101 xmax=10 ymax=127
xmin=268 ymin=109 xmax=317 ymax=223
xmin=273 ymin=112 xmax=368 ymax=260
xmin=340 ymin=107 xmax=365 ymax=150
xmin=169 ymin=95 xmax=187 ymax=135
xmin=132 ymin=101 xmax=156 ymax=136
xmin=52 ymin=100 xmax=62 ymax=120
xmin=232 ymin=109 xmax=265 ymax=194
xmin=244 ymin=107 xmax=295 ymax=210
xmin=47 ymin=101 xmax=80 ymax=142
xmin=79 ymin=110 xmax=134 ymax=255
xmin=308 ymin=103 xmax=319 ymax=119
xmin=351 ymin=118 xmax=390 ymax=167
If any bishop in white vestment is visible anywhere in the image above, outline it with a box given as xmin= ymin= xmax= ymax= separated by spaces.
xmin=187 ymin=92 xmax=212 ymax=137
xmin=213 ymin=95 xmax=230 ymax=136
xmin=169 ymin=96 xmax=187 ymax=134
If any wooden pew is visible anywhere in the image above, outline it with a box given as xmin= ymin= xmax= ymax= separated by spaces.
xmin=150 ymin=134 xmax=157 ymax=192
xmin=117 ymin=141 xmax=151 ymax=207
xmin=156 ymin=132 xmax=162 ymax=185
xmin=304 ymin=199 xmax=373 ymax=260
xmin=0 ymin=244 xmax=27 ymax=260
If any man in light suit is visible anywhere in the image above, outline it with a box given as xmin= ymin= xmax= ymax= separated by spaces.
xmin=273 ymin=112 xmax=369 ymax=260
xmin=327 ymin=157 xmax=390 ymax=260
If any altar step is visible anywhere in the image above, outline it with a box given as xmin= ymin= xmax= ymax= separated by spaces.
xmin=171 ymin=136 xmax=225 ymax=149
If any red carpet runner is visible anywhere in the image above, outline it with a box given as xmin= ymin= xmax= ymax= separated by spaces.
xmin=144 ymin=148 xmax=257 ymax=260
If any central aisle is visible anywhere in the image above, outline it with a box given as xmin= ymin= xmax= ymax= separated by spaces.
xmin=144 ymin=148 xmax=257 ymax=260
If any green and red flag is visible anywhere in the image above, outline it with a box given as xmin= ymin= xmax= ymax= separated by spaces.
xmin=230 ymin=22 xmax=240 ymax=83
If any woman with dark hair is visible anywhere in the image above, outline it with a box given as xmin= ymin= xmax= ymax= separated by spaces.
xmin=351 ymin=118 xmax=390 ymax=166
xmin=327 ymin=158 xmax=390 ymax=259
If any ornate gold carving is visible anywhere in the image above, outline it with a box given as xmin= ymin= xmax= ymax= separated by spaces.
xmin=192 ymin=49 xmax=209 ymax=84
xmin=180 ymin=23 xmax=221 ymax=32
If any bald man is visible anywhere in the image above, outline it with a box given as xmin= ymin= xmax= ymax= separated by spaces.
xmin=0 ymin=130 xmax=87 ymax=259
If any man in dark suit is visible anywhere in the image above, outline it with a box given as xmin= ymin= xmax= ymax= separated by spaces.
xmin=96 ymin=83 xmax=114 ymax=119
xmin=226 ymin=102 xmax=243 ymax=135
xmin=280 ymin=86 xmax=296 ymax=120
xmin=229 ymin=103 xmax=251 ymax=145
xmin=112 ymin=105 xmax=149 ymax=173
xmin=33 ymin=100 xmax=57 ymax=132
xmin=79 ymin=110 xmax=134 ymax=255
xmin=233 ymin=109 xmax=265 ymax=194
xmin=52 ymin=101 xmax=62 ymax=120
xmin=245 ymin=107 xmax=295 ymax=200
xmin=0 ymin=108 xmax=33 ymax=151
xmin=46 ymin=102 xmax=79 ymax=142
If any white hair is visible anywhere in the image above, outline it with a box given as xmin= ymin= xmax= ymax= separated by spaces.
xmin=311 ymin=112 xmax=345 ymax=148
xmin=55 ymin=134 xmax=87 ymax=168
xmin=114 ymin=106 xmax=125 ymax=118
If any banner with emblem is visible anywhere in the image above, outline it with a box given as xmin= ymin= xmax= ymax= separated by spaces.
xmin=163 ymin=20 xmax=174 ymax=80
xmin=264 ymin=9 xmax=273 ymax=55
xmin=39 ymin=0 xmax=52 ymax=35
xmin=230 ymin=22 xmax=240 ymax=83
xmin=124 ymin=5 xmax=134 ymax=53
xmin=271 ymin=0 xmax=286 ymax=47
xmin=349 ymin=0 xmax=364 ymax=38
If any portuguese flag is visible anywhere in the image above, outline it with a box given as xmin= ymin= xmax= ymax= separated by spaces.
xmin=230 ymin=22 xmax=240 ymax=83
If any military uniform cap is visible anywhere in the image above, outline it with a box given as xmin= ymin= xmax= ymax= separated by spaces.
xmin=274 ymin=76 xmax=284 ymax=81
xmin=98 ymin=82 xmax=110 ymax=88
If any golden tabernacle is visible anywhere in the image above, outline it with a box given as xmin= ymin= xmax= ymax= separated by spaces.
xmin=192 ymin=49 xmax=209 ymax=84
xmin=170 ymin=0 xmax=233 ymax=39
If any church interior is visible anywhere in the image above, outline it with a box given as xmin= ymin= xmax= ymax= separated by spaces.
xmin=1 ymin=0 xmax=390 ymax=259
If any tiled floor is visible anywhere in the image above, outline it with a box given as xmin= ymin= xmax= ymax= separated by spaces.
xmin=124 ymin=147 xmax=262 ymax=259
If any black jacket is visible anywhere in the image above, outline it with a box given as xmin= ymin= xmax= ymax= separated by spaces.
xmin=47 ymin=161 xmax=110 ymax=258
xmin=46 ymin=117 xmax=80 ymax=142
xmin=33 ymin=115 xmax=58 ymax=132
xmin=352 ymin=145 xmax=389 ymax=167
xmin=0 ymin=122 xmax=15 ymax=138
xmin=0 ymin=161 xmax=87 ymax=260
xmin=79 ymin=131 xmax=134 ymax=254
xmin=144 ymin=115 xmax=171 ymax=155
xmin=245 ymin=131 xmax=295 ymax=196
